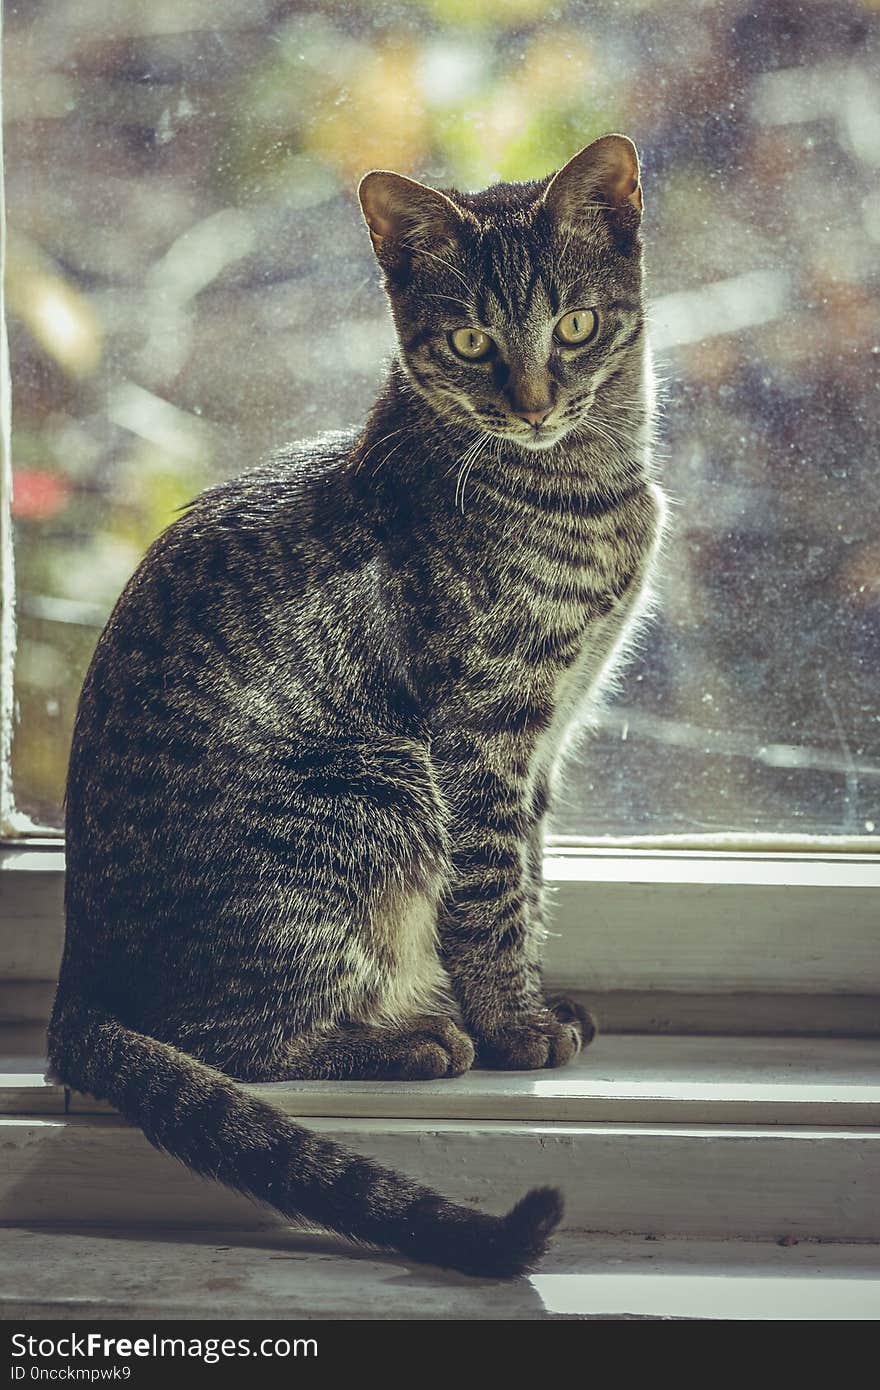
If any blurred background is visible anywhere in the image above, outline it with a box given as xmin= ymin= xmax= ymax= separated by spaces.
xmin=3 ymin=0 xmax=879 ymax=839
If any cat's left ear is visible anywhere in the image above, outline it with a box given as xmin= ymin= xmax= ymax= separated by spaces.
xmin=358 ymin=171 xmax=465 ymax=261
xmin=543 ymin=135 xmax=643 ymax=250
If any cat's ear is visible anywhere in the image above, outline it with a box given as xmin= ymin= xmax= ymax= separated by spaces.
xmin=543 ymin=135 xmax=643 ymax=249
xmin=358 ymin=171 xmax=464 ymax=261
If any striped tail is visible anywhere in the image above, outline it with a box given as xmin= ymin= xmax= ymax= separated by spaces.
xmin=47 ymin=997 xmax=562 ymax=1277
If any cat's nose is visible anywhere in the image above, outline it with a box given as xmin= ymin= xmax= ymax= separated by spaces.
xmin=515 ymin=407 xmax=553 ymax=429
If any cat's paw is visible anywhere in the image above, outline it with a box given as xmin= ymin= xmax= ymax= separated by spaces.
xmin=547 ymin=994 xmax=597 ymax=1043
xmin=393 ymin=1015 xmax=475 ymax=1080
xmin=475 ymin=1000 xmax=596 ymax=1071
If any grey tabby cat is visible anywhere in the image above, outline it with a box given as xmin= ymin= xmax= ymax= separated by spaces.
xmin=49 ymin=134 xmax=665 ymax=1276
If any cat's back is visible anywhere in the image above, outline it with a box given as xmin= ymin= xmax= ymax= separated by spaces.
xmin=128 ymin=430 xmax=364 ymax=612
xmin=91 ymin=430 xmax=371 ymax=657
xmin=65 ymin=431 xmax=393 ymax=800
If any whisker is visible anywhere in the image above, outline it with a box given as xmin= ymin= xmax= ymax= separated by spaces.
xmin=398 ymin=243 xmax=472 ymax=292
xmin=370 ymin=436 xmax=409 ymax=477
xmin=423 ymin=292 xmax=471 ymax=310
xmin=453 ymin=432 xmax=491 ymax=514
xmin=580 ymin=420 xmax=630 ymax=458
xmin=453 ymin=436 xmax=481 ymax=510
xmin=457 ymin=435 xmax=490 ymax=514
xmin=354 ymin=426 xmax=407 ymax=474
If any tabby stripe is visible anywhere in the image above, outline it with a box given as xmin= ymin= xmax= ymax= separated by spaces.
xmin=475 ymin=522 xmax=616 ymax=570
xmin=519 ymin=627 xmax=584 ymax=666
xmin=530 ymin=780 xmax=551 ymax=819
xmin=454 ymin=787 xmax=523 ymax=821
xmin=484 ymin=623 xmax=584 ymax=665
xmin=609 ymin=320 xmax=644 ymax=356
xmin=480 ymin=478 xmax=644 ymax=518
xmin=404 ymin=327 xmax=431 ymax=353
xmin=496 ymin=559 xmax=617 ymax=607
xmin=454 ymin=874 xmax=514 ymax=904
xmin=150 ymin=563 xmax=181 ymax=626
xmin=543 ymin=270 xmax=561 ymax=318
xmin=452 ymin=844 xmax=521 ymax=873
xmin=494 ymin=922 xmax=526 ymax=954
xmin=520 ymin=266 xmax=541 ymax=320
xmin=492 ymin=895 xmax=526 ymax=928
xmin=472 ymin=504 xmax=627 ymax=556
xmin=470 ymin=696 xmax=552 ymax=737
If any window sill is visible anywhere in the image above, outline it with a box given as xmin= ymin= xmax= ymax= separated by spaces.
xmin=3 ymin=1032 xmax=880 ymax=1128
xmin=2 ymin=1030 xmax=879 ymax=1242
xmin=2 ymin=843 xmax=879 ymax=1033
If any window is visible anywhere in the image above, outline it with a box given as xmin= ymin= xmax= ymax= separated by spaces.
xmin=2 ymin=0 xmax=879 ymax=845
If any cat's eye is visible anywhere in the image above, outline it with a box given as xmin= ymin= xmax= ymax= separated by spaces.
xmin=449 ymin=327 xmax=494 ymax=361
xmin=554 ymin=308 xmax=599 ymax=346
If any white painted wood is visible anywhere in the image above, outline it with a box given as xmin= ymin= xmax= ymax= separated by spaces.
xmin=252 ymin=1086 xmax=880 ymax=1128
xmin=256 ymin=1033 xmax=880 ymax=1128
xmin=0 ymin=858 xmax=64 ymax=981
xmin=0 ymin=926 xmax=62 ymax=981
xmin=552 ymin=833 xmax=880 ymax=852
xmin=0 ymin=847 xmax=65 ymax=870
xmin=2 ymin=1113 xmax=878 ymax=1241
xmin=1 ymin=1116 xmax=262 ymax=1226
xmin=0 ymin=980 xmax=55 ymax=1024
xmin=68 ymin=1035 xmax=880 ymax=1128
xmin=3 ymin=849 xmax=879 ymax=1004
xmin=7 ymin=838 xmax=880 ymax=863
xmin=0 ymin=1075 xmax=60 ymax=1114
xmin=546 ymin=846 xmax=880 ymax=884
xmin=571 ymin=990 xmax=880 ymax=1037
xmin=5 ymin=1034 xmax=880 ymax=1127
xmin=548 ymin=862 xmax=880 ymax=994
xmin=0 ymin=1228 xmax=878 ymax=1321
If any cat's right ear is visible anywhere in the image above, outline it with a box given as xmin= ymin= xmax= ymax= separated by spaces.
xmin=542 ymin=134 xmax=643 ymax=253
xmin=358 ymin=171 xmax=464 ymax=263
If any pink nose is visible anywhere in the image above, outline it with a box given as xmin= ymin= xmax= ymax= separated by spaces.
xmin=516 ymin=407 xmax=553 ymax=429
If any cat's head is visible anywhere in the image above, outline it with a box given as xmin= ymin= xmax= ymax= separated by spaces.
xmin=358 ymin=135 xmax=644 ymax=454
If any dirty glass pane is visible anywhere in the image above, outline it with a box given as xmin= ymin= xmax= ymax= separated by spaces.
xmin=4 ymin=0 xmax=879 ymax=837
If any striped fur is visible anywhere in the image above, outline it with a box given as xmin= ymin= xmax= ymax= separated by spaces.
xmin=49 ymin=136 xmax=665 ymax=1276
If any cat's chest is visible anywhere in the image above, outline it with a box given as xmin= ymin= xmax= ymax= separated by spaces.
xmin=480 ymin=576 xmax=632 ymax=708
xmin=426 ymin=482 xmax=660 ymax=746
xmin=429 ymin=555 xmax=633 ymax=734
xmin=475 ymin=494 xmax=650 ymax=671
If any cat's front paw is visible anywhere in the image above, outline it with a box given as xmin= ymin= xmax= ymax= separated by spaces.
xmin=394 ymin=1015 xmax=476 ymax=1080
xmin=475 ymin=999 xmax=596 ymax=1071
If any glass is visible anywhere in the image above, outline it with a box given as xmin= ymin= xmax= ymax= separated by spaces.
xmin=3 ymin=0 xmax=879 ymax=838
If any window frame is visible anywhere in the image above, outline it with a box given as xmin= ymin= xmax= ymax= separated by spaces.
xmin=0 ymin=45 xmax=14 ymax=838
xmin=1 ymin=3 xmax=878 ymax=950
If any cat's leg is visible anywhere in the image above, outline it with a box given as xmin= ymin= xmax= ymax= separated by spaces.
xmin=523 ymin=773 xmax=551 ymax=942
xmin=434 ymin=751 xmax=593 ymax=1071
xmin=282 ymin=1015 xmax=474 ymax=1080
xmin=164 ymin=1010 xmax=473 ymax=1083
xmin=524 ymin=773 xmax=597 ymax=1051
xmin=435 ymin=581 xmax=655 ymax=1069
xmin=150 ymin=733 xmax=464 ymax=1083
xmin=193 ymin=914 xmax=474 ymax=1081
xmin=276 ymin=851 xmax=474 ymax=1080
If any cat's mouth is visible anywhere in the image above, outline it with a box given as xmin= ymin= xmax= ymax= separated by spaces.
xmin=511 ymin=426 xmax=567 ymax=452
xmin=466 ymin=406 xmax=570 ymax=452
xmin=494 ymin=415 xmax=571 ymax=452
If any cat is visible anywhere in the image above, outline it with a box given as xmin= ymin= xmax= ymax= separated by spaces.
xmin=48 ymin=134 xmax=665 ymax=1277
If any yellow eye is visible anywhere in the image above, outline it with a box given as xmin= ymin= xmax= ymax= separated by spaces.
xmin=555 ymin=308 xmax=599 ymax=346
xmin=449 ymin=327 xmax=494 ymax=360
